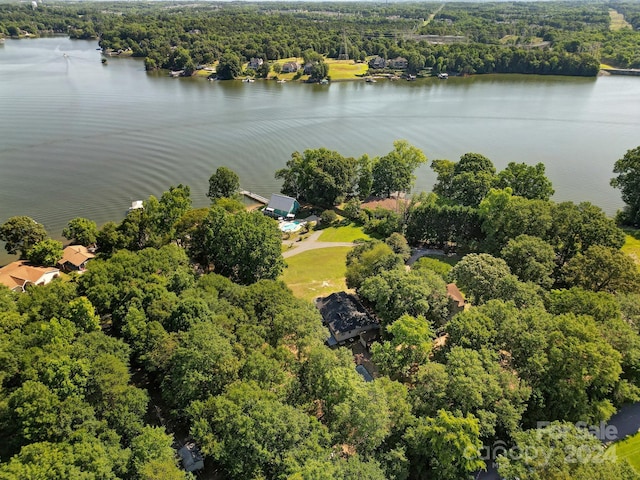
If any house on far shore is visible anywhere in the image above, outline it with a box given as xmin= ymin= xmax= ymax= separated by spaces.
xmin=248 ymin=57 xmax=264 ymax=70
xmin=447 ymin=283 xmax=469 ymax=318
xmin=388 ymin=56 xmax=408 ymax=69
xmin=281 ymin=61 xmax=300 ymax=73
xmin=368 ymin=56 xmax=387 ymax=69
xmin=0 ymin=261 xmax=60 ymax=293
xmin=58 ymin=245 xmax=95 ymax=273
xmin=264 ymin=193 xmax=300 ymax=219
xmin=316 ymin=292 xmax=380 ymax=347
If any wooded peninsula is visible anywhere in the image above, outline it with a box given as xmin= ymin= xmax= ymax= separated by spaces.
xmin=2 ymin=142 xmax=640 ymax=479
xmin=1 ymin=1 xmax=640 ymax=79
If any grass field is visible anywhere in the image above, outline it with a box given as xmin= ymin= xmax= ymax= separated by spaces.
xmin=610 ymin=432 xmax=640 ymax=472
xmin=318 ymin=224 xmax=370 ymax=242
xmin=622 ymin=228 xmax=640 ymax=264
xmin=324 ymin=59 xmax=369 ymax=80
xmin=609 ymin=9 xmax=633 ymax=31
xmin=281 ymin=246 xmax=351 ymax=302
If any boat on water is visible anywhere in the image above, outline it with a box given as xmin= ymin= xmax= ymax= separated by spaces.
xmin=407 ymin=74 xmax=416 ymax=81
xmin=276 ymin=79 xmax=286 ymax=84
xmin=438 ymin=73 xmax=449 ymax=79
xmin=366 ymin=77 xmax=377 ymax=83
xmin=242 ymin=77 xmax=255 ymax=83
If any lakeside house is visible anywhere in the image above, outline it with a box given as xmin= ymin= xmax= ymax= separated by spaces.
xmin=264 ymin=193 xmax=300 ymax=219
xmin=316 ymin=292 xmax=380 ymax=347
xmin=0 ymin=261 xmax=60 ymax=292
xmin=58 ymin=245 xmax=95 ymax=273
xmin=368 ymin=56 xmax=387 ymax=69
xmin=281 ymin=61 xmax=300 ymax=73
xmin=248 ymin=57 xmax=264 ymax=70
xmin=387 ymin=57 xmax=408 ymax=69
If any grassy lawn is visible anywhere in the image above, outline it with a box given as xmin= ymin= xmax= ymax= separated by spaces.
xmin=622 ymin=228 xmax=640 ymax=264
xmin=609 ymin=432 xmax=640 ymax=472
xmin=325 ymin=59 xmax=369 ymax=80
xmin=318 ymin=224 xmax=370 ymax=243
xmin=281 ymin=246 xmax=351 ymax=302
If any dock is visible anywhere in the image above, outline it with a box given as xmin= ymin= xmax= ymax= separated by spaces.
xmin=240 ymin=190 xmax=269 ymax=205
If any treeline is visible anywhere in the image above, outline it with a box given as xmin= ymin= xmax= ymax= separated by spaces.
xmin=1 ymin=1 xmax=636 ymax=75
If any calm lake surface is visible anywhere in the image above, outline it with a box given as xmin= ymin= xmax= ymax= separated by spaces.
xmin=1 ymin=37 xmax=639 ymax=262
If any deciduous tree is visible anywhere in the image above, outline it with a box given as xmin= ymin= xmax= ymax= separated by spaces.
xmin=0 ymin=216 xmax=48 ymax=258
xmin=207 ymin=166 xmax=240 ymax=200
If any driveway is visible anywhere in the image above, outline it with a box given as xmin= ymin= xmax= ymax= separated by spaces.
xmin=282 ymin=231 xmax=357 ymax=258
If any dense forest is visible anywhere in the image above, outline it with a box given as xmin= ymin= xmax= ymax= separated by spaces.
xmin=2 ymin=143 xmax=640 ymax=479
xmin=1 ymin=1 xmax=639 ymax=77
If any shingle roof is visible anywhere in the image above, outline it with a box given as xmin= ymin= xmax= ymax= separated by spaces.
xmin=316 ymin=292 xmax=378 ymax=336
xmin=0 ymin=261 xmax=59 ymax=291
xmin=59 ymin=245 xmax=95 ymax=267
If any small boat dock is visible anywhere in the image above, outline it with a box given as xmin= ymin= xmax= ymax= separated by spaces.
xmin=240 ymin=190 xmax=269 ymax=205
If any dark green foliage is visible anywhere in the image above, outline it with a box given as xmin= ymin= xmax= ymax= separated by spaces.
xmin=62 ymin=217 xmax=98 ymax=246
xmin=217 ymin=53 xmax=242 ymax=80
xmin=496 ymin=162 xmax=554 ymax=201
xmin=207 ymin=166 xmax=240 ymax=200
xmin=371 ymin=140 xmax=427 ymax=198
xmin=0 ymin=216 xmax=48 ymax=258
xmin=26 ymin=239 xmax=63 ymax=267
xmin=276 ymin=148 xmax=357 ymax=207
xmin=612 ymin=146 xmax=640 ymax=226
xmin=193 ymin=207 xmax=285 ymax=284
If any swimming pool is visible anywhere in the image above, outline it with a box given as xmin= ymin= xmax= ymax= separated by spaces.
xmin=279 ymin=220 xmax=306 ymax=233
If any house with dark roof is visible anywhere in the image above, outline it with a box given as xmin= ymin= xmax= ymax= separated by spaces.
xmin=248 ymin=57 xmax=264 ymax=70
xmin=0 ymin=261 xmax=60 ymax=292
xmin=281 ymin=62 xmax=300 ymax=73
xmin=58 ymin=245 xmax=95 ymax=272
xmin=316 ymin=292 xmax=380 ymax=346
xmin=368 ymin=56 xmax=387 ymax=69
xmin=264 ymin=193 xmax=300 ymax=219
xmin=388 ymin=57 xmax=408 ymax=69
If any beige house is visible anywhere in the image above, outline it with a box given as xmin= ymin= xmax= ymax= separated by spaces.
xmin=0 ymin=261 xmax=60 ymax=292
xmin=58 ymin=245 xmax=95 ymax=272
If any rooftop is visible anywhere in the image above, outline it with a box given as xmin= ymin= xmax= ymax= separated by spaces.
xmin=0 ymin=261 xmax=59 ymax=291
xmin=59 ymin=245 xmax=95 ymax=267
xmin=316 ymin=292 xmax=378 ymax=338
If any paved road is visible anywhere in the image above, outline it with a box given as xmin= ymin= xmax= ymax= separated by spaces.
xmin=282 ymin=231 xmax=357 ymax=259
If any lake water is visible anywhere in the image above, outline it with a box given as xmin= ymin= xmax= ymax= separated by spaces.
xmin=1 ymin=37 xmax=640 ymax=263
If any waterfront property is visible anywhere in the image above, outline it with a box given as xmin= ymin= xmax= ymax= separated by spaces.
xmin=264 ymin=193 xmax=300 ymax=219
xmin=58 ymin=245 xmax=95 ymax=272
xmin=0 ymin=261 xmax=60 ymax=292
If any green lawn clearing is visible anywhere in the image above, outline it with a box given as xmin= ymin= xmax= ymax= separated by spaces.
xmin=318 ymin=224 xmax=370 ymax=242
xmin=609 ymin=432 xmax=640 ymax=473
xmin=325 ymin=59 xmax=369 ymax=80
xmin=281 ymin=246 xmax=351 ymax=302
xmin=622 ymin=228 xmax=640 ymax=264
